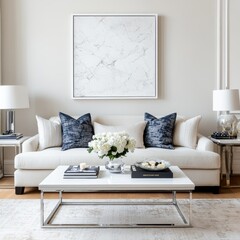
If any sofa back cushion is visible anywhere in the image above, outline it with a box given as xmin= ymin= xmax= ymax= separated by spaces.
xmin=59 ymin=112 xmax=94 ymax=151
xmin=36 ymin=115 xmax=62 ymax=150
xmin=92 ymin=115 xmax=146 ymax=126
xmin=93 ymin=121 xmax=147 ymax=148
xmin=173 ymin=115 xmax=201 ymax=149
xmin=36 ymin=114 xmax=200 ymax=151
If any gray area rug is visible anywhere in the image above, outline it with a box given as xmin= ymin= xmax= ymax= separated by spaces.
xmin=0 ymin=199 xmax=240 ymax=240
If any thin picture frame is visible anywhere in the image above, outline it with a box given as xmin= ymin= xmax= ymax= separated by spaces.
xmin=72 ymin=14 xmax=158 ymax=99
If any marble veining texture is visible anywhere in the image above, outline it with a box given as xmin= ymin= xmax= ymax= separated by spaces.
xmin=0 ymin=199 xmax=240 ymax=240
xmin=73 ymin=15 xmax=157 ymax=98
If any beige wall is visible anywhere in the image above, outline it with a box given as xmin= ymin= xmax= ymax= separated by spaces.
xmin=2 ymin=0 xmax=240 ymax=174
xmin=229 ymin=0 xmax=240 ymax=173
xmin=1 ymin=0 xmax=218 ymax=137
xmin=230 ymin=0 xmax=240 ymax=91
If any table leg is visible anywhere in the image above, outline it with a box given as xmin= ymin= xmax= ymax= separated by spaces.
xmin=220 ymin=145 xmax=224 ymax=180
xmin=0 ymin=147 xmax=3 ymax=178
xmin=189 ymin=191 xmax=192 ymax=225
xmin=225 ymin=146 xmax=231 ymax=186
xmin=59 ymin=190 xmax=62 ymax=204
xmin=40 ymin=192 xmax=192 ymax=228
xmin=230 ymin=146 xmax=233 ymax=175
xmin=41 ymin=191 xmax=45 ymax=226
xmin=172 ymin=191 xmax=176 ymax=204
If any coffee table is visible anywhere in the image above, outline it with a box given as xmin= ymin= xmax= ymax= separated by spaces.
xmin=39 ymin=165 xmax=195 ymax=228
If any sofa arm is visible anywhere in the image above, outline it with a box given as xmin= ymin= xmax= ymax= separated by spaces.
xmin=22 ymin=135 xmax=39 ymax=152
xmin=196 ymin=134 xmax=214 ymax=152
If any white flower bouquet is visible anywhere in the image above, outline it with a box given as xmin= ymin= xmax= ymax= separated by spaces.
xmin=87 ymin=132 xmax=136 ymax=161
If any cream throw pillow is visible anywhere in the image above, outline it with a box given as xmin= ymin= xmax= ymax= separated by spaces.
xmin=94 ymin=122 xmax=147 ymax=148
xmin=36 ymin=115 xmax=62 ymax=150
xmin=173 ymin=115 xmax=201 ymax=149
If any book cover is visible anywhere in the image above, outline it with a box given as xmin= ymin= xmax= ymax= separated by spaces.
xmin=0 ymin=133 xmax=23 ymax=140
xmin=64 ymin=172 xmax=98 ymax=176
xmin=63 ymin=175 xmax=98 ymax=179
xmin=131 ymin=165 xmax=173 ymax=178
xmin=64 ymin=165 xmax=99 ymax=176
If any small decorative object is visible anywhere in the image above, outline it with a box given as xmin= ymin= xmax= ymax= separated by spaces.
xmin=88 ymin=132 xmax=136 ymax=173
xmin=79 ymin=162 xmax=88 ymax=170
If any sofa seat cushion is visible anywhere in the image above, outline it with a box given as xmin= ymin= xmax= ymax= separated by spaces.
xmin=15 ymin=147 xmax=220 ymax=170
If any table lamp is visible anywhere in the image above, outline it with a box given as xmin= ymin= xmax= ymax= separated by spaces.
xmin=213 ymin=89 xmax=240 ymax=136
xmin=0 ymin=85 xmax=29 ymax=134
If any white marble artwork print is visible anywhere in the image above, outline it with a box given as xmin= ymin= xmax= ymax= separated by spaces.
xmin=73 ymin=15 xmax=157 ymax=99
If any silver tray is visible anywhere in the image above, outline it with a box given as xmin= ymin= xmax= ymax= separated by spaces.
xmin=135 ymin=160 xmax=171 ymax=171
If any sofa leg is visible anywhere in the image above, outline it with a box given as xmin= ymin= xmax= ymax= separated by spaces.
xmin=15 ymin=187 xmax=25 ymax=195
xmin=194 ymin=186 xmax=220 ymax=194
xmin=212 ymin=186 xmax=220 ymax=194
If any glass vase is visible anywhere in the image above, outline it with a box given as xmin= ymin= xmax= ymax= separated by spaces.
xmin=105 ymin=158 xmax=125 ymax=173
xmin=237 ymin=120 xmax=240 ymax=139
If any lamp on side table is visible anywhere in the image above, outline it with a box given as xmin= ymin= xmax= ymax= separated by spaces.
xmin=213 ymin=89 xmax=240 ymax=137
xmin=0 ymin=85 xmax=29 ymax=135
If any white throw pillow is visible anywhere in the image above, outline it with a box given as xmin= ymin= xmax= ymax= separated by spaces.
xmin=94 ymin=122 xmax=147 ymax=148
xmin=36 ymin=115 xmax=62 ymax=150
xmin=173 ymin=115 xmax=201 ymax=149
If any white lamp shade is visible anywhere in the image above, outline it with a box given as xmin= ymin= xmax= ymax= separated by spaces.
xmin=0 ymin=85 xmax=29 ymax=109
xmin=213 ymin=89 xmax=240 ymax=111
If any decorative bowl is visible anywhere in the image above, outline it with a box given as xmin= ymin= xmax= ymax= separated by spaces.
xmin=135 ymin=160 xmax=171 ymax=171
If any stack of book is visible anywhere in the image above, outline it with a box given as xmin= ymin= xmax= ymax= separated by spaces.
xmin=0 ymin=133 xmax=23 ymax=140
xmin=63 ymin=165 xmax=100 ymax=179
xmin=131 ymin=165 xmax=173 ymax=178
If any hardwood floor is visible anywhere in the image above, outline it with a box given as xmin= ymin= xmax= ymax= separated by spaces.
xmin=1 ymin=176 xmax=240 ymax=199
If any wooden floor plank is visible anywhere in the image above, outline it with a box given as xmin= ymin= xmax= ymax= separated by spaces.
xmin=1 ymin=176 xmax=240 ymax=199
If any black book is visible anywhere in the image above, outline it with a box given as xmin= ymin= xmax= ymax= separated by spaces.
xmin=131 ymin=165 xmax=173 ymax=178
xmin=64 ymin=165 xmax=100 ymax=176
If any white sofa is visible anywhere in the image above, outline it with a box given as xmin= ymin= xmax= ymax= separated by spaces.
xmin=14 ymin=114 xmax=220 ymax=194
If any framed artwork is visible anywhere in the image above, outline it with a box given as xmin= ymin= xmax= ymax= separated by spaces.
xmin=72 ymin=14 xmax=158 ymax=99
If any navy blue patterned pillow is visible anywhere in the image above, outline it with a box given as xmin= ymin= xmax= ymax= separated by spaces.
xmin=59 ymin=112 xmax=94 ymax=151
xmin=144 ymin=112 xmax=177 ymax=149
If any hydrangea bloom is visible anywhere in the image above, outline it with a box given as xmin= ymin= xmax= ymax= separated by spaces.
xmin=88 ymin=132 xmax=136 ymax=160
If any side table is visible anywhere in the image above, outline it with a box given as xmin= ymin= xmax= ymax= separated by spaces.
xmin=210 ymin=137 xmax=240 ymax=187
xmin=0 ymin=136 xmax=29 ymax=178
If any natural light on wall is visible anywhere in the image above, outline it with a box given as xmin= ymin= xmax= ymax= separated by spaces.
xmin=214 ymin=0 xmax=240 ymax=136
